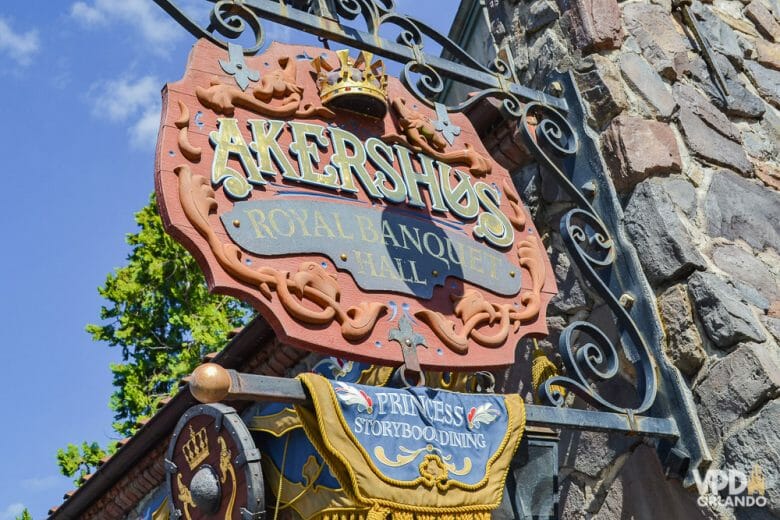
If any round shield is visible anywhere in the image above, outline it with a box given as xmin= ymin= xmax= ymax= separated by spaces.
xmin=166 ymin=403 xmax=264 ymax=519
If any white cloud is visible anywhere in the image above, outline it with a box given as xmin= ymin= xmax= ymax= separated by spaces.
xmin=91 ymin=75 xmax=160 ymax=121
xmin=69 ymin=0 xmax=175 ymax=47
xmin=0 ymin=18 xmax=40 ymax=66
xmin=70 ymin=1 xmax=106 ymax=26
xmin=130 ymin=108 xmax=162 ymax=149
xmin=0 ymin=503 xmax=25 ymax=520
xmin=21 ymin=474 xmax=63 ymax=491
xmin=89 ymin=75 xmax=162 ymax=150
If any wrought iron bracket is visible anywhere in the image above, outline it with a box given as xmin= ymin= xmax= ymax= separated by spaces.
xmin=522 ymin=72 xmax=711 ymax=485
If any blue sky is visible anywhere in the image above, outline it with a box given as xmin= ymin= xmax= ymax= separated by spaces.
xmin=0 ymin=1 xmax=459 ymax=518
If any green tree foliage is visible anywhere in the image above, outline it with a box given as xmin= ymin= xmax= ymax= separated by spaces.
xmin=57 ymin=196 xmax=250 ymax=482
xmin=15 ymin=509 xmax=32 ymax=520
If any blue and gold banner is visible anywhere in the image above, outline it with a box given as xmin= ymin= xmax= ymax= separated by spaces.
xmin=295 ymin=373 xmax=525 ymax=519
xmin=250 ymin=360 xmax=392 ymax=519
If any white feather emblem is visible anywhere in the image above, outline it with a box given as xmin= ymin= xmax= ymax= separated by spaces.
xmin=467 ymin=403 xmax=500 ymax=429
xmin=334 ymin=382 xmax=373 ymax=413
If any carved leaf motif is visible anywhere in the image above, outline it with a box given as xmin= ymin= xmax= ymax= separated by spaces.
xmin=503 ymin=179 xmax=526 ymax=231
xmin=175 ymin=166 xmax=386 ymax=342
xmin=384 ymin=97 xmax=492 ymax=177
xmin=175 ymin=100 xmax=202 ymax=162
xmin=195 ymin=56 xmax=334 ymax=120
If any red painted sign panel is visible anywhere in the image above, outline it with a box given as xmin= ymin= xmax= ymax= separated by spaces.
xmin=155 ymin=40 xmax=556 ymax=369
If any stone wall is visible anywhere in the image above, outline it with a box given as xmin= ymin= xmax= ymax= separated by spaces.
xmin=481 ymin=0 xmax=780 ymax=518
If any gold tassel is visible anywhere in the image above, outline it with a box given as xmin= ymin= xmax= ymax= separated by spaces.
xmin=367 ymin=505 xmax=390 ymax=520
xmin=531 ymin=340 xmax=566 ymax=403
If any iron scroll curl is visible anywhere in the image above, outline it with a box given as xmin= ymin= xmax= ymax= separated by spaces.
xmin=520 ymin=103 xmax=658 ymax=415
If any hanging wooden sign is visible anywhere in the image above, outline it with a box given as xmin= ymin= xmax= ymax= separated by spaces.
xmin=155 ymin=40 xmax=556 ymax=369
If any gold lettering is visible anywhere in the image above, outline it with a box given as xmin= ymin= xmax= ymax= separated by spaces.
xmin=247 ymin=119 xmax=297 ymax=180
xmin=312 ymin=211 xmax=336 ymax=238
xmin=332 ymin=212 xmax=355 ymax=240
xmin=423 ymin=231 xmax=450 ymax=269
xmin=210 ymin=118 xmax=262 ymax=198
xmin=445 ymin=237 xmax=464 ymax=266
xmin=366 ymin=137 xmax=406 ymax=203
xmin=286 ymin=209 xmax=312 ymax=237
xmin=398 ymin=224 xmax=423 ymax=253
xmin=394 ymin=258 xmax=428 ymax=286
xmin=379 ymin=255 xmax=401 ymax=280
xmin=474 ymin=182 xmax=514 ymax=249
xmin=469 ymin=247 xmax=484 ymax=273
xmin=353 ymin=250 xmax=379 ymax=277
xmin=325 ymin=127 xmax=382 ymax=198
xmin=485 ymin=252 xmax=500 ymax=279
xmin=395 ymin=145 xmax=447 ymax=213
xmin=382 ymin=220 xmax=401 ymax=248
xmin=438 ymin=162 xmax=479 ymax=220
xmin=245 ymin=209 xmax=275 ymax=239
xmin=357 ymin=215 xmax=380 ymax=243
xmin=268 ymin=208 xmax=295 ymax=237
xmin=288 ymin=121 xmax=339 ymax=188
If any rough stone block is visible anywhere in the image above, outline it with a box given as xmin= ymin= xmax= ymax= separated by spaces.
xmin=569 ymin=0 xmax=625 ymax=52
xmin=659 ymin=284 xmax=707 ymax=376
xmin=688 ymin=271 xmax=766 ymax=349
xmin=745 ymin=60 xmax=780 ymax=108
xmin=755 ymin=161 xmax=780 ymax=190
xmin=559 ymin=430 xmax=639 ymax=480
xmin=712 ymin=6 xmax=761 ymax=36
xmin=757 ymin=40 xmax=780 ymax=69
xmin=520 ymin=0 xmax=560 ymax=34
xmin=674 ymin=83 xmax=753 ymax=175
xmin=701 ymin=54 xmax=766 ymax=119
xmin=593 ymin=445 xmax=719 ymax=520
xmin=704 ymin=169 xmax=780 ymax=251
xmin=695 ymin=343 xmax=780 ymax=444
xmin=711 ymin=243 xmax=780 ymax=304
xmin=619 ymin=52 xmax=677 ymax=119
xmin=602 ymin=114 xmax=682 ymax=192
xmin=658 ymin=176 xmax=698 ymax=217
xmin=560 ymin=479 xmax=589 ymax=519
xmin=548 ymin=245 xmax=590 ymax=315
xmin=575 ymin=54 xmax=628 ymax=129
xmin=522 ymin=30 xmax=569 ymax=87
xmin=624 ymin=179 xmax=706 ymax=285
xmin=623 ymin=3 xmax=691 ymax=79
xmin=764 ymin=315 xmax=780 ymax=343
xmin=723 ymin=399 xmax=780 ymax=518
xmin=745 ymin=0 xmax=780 ymax=41
xmin=692 ymin=3 xmax=746 ymax=64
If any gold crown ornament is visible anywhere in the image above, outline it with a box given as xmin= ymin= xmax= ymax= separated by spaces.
xmin=182 ymin=425 xmax=210 ymax=470
xmin=312 ymin=49 xmax=388 ymax=118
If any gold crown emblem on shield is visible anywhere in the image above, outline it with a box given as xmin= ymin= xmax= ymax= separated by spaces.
xmin=182 ymin=425 xmax=210 ymax=470
xmin=312 ymin=49 xmax=388 ymax=118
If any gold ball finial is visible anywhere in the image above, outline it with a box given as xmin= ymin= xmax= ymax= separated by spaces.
xmin=189 ymin=363 xmax=231 ymax=403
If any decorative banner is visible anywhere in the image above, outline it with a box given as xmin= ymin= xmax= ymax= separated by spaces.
xmin=165 ymin=404 xmax=264 ymax=519
xmin=250 ymin=359 xmax=392 ymax=520
xmin=293 ymin=373 xmax=525 ymax=518
xmin=155 ymin=40 xmax=557 ymax=369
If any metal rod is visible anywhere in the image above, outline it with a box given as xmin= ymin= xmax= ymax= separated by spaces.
xmin=677 ymin=3 xmax=729 ymax=97
xmin=191 ymin=366 xmax=679 ymax=440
